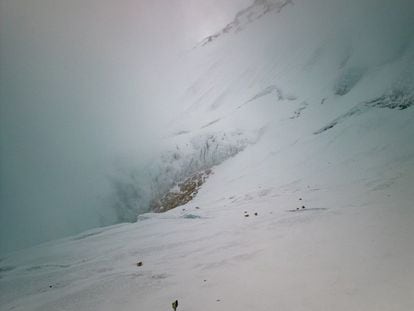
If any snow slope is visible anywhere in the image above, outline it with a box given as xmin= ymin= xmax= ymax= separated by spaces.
xmin=1 ymin=0 xmax=414 ymax=310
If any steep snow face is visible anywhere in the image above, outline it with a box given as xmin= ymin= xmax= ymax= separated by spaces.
xmin=1 ymin=0 xmax=413 ymax=253
xmin=110 ymin=0 xmax=414 ymax=219
xmin=165 ymin=0 xmax=414 ymax=136
xmin=1 ymin=0 xmax=414 ymax=310
xmin=199 ymin=0 xmax=293 ymax=46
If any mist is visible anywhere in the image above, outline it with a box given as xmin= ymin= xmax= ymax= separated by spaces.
xmin=1 ymin=0 xmax=413 ymax=255
xmin=0 ymin=0 xmax=251 ymax=254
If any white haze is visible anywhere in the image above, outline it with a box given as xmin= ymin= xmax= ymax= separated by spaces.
xmin=0 ymin=0 xmax=413 ymax=255
xmin=0 ymin=0 xmax=251 ymax=254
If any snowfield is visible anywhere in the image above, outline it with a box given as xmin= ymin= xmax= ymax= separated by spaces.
xmin=1 ymin=153 xmax=413 ymax=310
xmin=1 ymin=0 xmax=414 ymax=310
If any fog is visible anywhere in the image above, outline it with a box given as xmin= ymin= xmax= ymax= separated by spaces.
xmin=0 ymin=0 xmax=251 ymax=254
xmin=1 ymin=0 xmax=413 ymax=255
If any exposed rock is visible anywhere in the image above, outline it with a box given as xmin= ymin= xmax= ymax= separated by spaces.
xmin=315 ymin=87 xmax=414 ymax=134
xmin=198 ymin=0 xmax=293 ymax=47
xmin=172 ymin=300 xmax=178 ymax=311
xmin=151 ymin=170 xmax=211 ymax=213
xmin=290 ymin=102 xmax=308 ymax=119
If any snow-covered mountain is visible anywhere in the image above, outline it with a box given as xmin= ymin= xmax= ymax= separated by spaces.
xmin=1 ymin=0 xmax=413 ymax=310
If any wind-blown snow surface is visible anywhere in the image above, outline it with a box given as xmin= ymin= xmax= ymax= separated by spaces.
xmin=1 ymin=0 xmax=414 ymax=310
